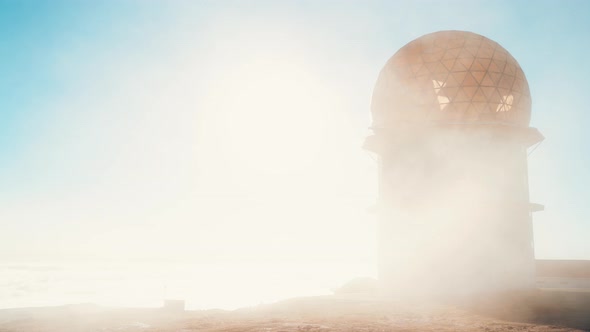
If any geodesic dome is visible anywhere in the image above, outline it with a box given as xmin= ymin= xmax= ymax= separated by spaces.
xmin=371 ymin=30 xmax=531 ymax=128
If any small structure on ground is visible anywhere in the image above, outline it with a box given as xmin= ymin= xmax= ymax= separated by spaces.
xmin=163 ymin=299 xmax=185 ymax=312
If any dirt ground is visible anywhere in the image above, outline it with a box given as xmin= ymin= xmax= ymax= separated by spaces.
xmin=0 ymin=291 xmax=588 ymax=332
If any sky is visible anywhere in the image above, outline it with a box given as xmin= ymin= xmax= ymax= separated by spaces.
xmin=0 ymin=0 xmax=589 ymax=308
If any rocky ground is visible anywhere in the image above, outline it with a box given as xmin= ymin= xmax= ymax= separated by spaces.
xmin=0 ymin=291 xmax=588 ymax=332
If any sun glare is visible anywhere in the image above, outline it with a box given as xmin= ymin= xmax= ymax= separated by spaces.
xmin=204 ymin=57 xmax=329 ymax=175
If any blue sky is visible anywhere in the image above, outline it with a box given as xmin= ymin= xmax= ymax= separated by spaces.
xmin=1 ymin=0 xmax=589 ymax=265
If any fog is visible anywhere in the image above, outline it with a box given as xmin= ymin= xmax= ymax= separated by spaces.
xmin=374 ymin=126 xmax=536 ymax=298
xmin=1 ymin=1 xmax=589 ymax=315
xmin=0 ymin=3 xmax=378 ymax=310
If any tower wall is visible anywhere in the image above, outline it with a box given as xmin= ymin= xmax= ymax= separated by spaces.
xmin=372 ymin=126 xmax=539 ymax=295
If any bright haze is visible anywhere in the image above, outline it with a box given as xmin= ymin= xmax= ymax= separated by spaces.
xmin=0 ymin=1 xmax=589 ymax=310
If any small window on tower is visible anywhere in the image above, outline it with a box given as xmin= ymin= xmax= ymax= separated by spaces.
xmin=432 ymin=80 xmax=450 ymax=110
xmin=496 ymin=94 xmax=514 ymax=112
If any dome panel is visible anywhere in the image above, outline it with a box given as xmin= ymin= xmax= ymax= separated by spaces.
xmin=371 ymin=30 xmax=532 ymax=128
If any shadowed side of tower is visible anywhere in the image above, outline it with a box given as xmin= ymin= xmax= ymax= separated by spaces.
xmin=365 ymin=30 xmax=543 ymax=297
